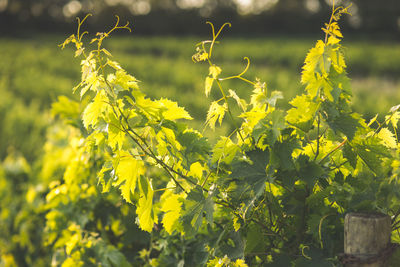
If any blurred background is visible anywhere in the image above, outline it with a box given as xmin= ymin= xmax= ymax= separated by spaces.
xmin=0 ymin=0 xmax=400 ymax=162
xmin=1 ymin=0 xmax=400 ymax=36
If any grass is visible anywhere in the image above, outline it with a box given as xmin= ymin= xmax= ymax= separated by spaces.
xmin=0 ymin=34 xmax=400 ymax=161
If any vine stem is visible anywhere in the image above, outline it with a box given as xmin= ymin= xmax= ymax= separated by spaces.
xmin=215 ymin=79 xmax=245 ymax=142
xmin=214 ymin=199 xmax=285 ymax=240
xmin=318 ymin=213 xmax=335 ymax=249
xmin=105 ymin=113 xmax=188 ymax=193
xmin=314 ymin=113 xmax=321 ymax=160
xmin=373 ymin=112 xmax=396 ymax=136
xmin=202 ymin=22 xmax=246 ymax=142
xmin=124 ymin=128 xmax=187 ymax=193
xmin=107 ymin=101 xmax=192 ymax=193
xmin=324 ymin=0 xmax=335 ymax=44
xmin=206 ymin=22 xmax=231 ymax=58
xmin=318 ymin=137 xmax=348 ymax=164
xmin=219 ymin=57 xmax=256 ymax=86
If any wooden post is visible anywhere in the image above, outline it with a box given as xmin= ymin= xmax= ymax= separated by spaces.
xmin=344 ymin=212 xmax=391 ymax=267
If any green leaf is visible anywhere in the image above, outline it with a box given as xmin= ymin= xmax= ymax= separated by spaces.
xmin=51 ymin=96 xmax=81 ymax=120
xmin=250 ymin=80 xmax=267 ymax=108
xmin=328 ymin=112 xmax=360 ymax=140
xmin=386 ymin=111 xmax=400 ymax=129
xmin=286 ymin=94 xmax=319 ymax=132
xmin=189 ymin=162 xmax=205 ymax=181
xmin=218 ymin=231 xmax=245 ymax=260
xmin=97 ymin=161 xmax=113 ymax=193
xmin=301 ymin=40 xmax=327 ymax=84
xmin=181 ymin=186 xmax=214 ymax=233
xmin=206 ymin=101 xmax=227 ymax=130
xmin=255 ymin=109 xmax=286 ymax=146
xmin=343 ymin=143 xmax=357 ymax=169
xmin=212 ymin=136 xmax=240 ymax=165
xmin=229 ymin=149 xmax=270 ymax=211
xmin=157 ymin=98 xmax=193 ymax=121
xmin=137 ymin=176 xmax=157 ymax=232
xmin=177 ymin=128 xmax=210 ymax=167
xmin=296 ymin=154 xmax=324 ymax=187
xmin=80 ymin=71 xmax=102 ymax=97
xmin=377 ymin=127 xmax=397 ymax=148
xmin=230 ymin=149 xmax=269 ymax=183
xmin=352 ymin=136 xmax=391 ymax=175
xmin=107 ymin=58 xmax=122 ymax=70
xmin=367 ymin=114 xmax=379 ymax=127
xmin=245 ymin=223 xmax=266 ymax=253
xmin=82 ymin=91 xmax=108 ymax=129
xmin=112 ymin=69 xmax=138 ymax=91
xmin=114 ymin=151 xmax=144 ymax=203
xmin=229 ymin=89 xmax=247 ymax=111
xmin=104 ymin=245 xmax=132 ymax=267
xmin=271 ymin=141 xmax=296 ymax=171
xmin=328 ymin=67 xmax=351 ymax=101
xmin=267 ymin=91 xmax=284 ymax=107
xmin=181 ymin=187 xmax=205 ymax=232
xmin=107 ymin=113 xmax=126 ymax=150
xmin=209 ymin=65 xmax=222 ymax=79
xmin=239 ymin=106 xmax=268 ymax=135
xmin=349 ymin=187 xmax=377 ymax=211
xmin=205 ymin=77 xmax=214 ymax=97
xmin=160 ymin=190 xmax=182 ymax=234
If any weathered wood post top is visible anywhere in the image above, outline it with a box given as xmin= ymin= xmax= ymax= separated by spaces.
xmin=343 ymin=212 xmax=392 ymax=267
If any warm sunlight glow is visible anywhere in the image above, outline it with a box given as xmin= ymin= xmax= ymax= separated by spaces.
xmin=0 ymin=0 xmax=8 ymax=12
xmin=62 ymin=0 xmax=82 ymax=18
xmin=234 ymin=0 xmax=278 ymax=15
xmin=177 ymin=0 xmax=205 ymax=9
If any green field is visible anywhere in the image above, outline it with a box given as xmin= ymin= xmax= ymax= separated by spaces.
xmin=1 ymin=34 xmax=400 ymax=162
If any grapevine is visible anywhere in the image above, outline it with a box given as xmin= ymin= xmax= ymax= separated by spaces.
xmin=15 ymin=2 xmax=400 ymax=266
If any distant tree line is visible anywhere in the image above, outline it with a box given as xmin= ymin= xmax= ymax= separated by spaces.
xmin=0 ymin=0 xmax=399 ymax=38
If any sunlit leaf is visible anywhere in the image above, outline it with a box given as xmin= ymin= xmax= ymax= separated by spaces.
xmin=205 ymin=77 xmax=214 ymax=97
xmin=157 ymin=98 xmax=192 ymax=121
xmin=209 ymin=65 xmax=222 ymax=79
xmin=82 ymin=91 xmax=108 ymax=129
xmin=206 ymin=101 xmax=227 ymax=130
xmin=136 ymin=176 xmax=157 ymax=232
xmin=211 ymin=136 xmax=239 ymax=164
xmin=114 ymin=151 xmax=144 ymax=203
xmin=378 ymin=127 xmax=397 ymax=149
xmin=160 ymin=189 xmax=182 ymax=234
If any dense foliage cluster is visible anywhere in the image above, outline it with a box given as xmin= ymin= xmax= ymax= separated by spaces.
xmin=2 ymin=3 xmax=400 ymax=266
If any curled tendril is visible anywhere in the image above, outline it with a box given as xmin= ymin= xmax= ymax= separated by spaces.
xmin=301 ymin=246 xmax=312 ymax=260
xmin=59 ymin=14 xmax=92 ymax=51
xmin=76 ymin=14 xmax=92 ymax=41
xmin=219 ymin=57 xmax=255 ymax=85
xmin=318 ymin=213 xmax=334 ymax=249
xmin=207 ymin=22 xmax=231 ymax=40
xmin=107 ymin=15 xmax=132 ymax=36
xmin=88 ymin=15 xmax=132 ymax=52
xmin=332 ymin=4 xmax=352 ymax=21
xmin=324 ymin=0 xmax=352 ymax=43
xmin=206 ymin=22 xmax=231 ymax=58
xmin=192 ymin=23 xmax=231 ymax=63
xmin=237 ymin=57 xmax=251 ymax=77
